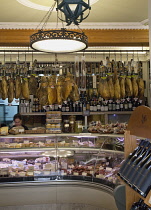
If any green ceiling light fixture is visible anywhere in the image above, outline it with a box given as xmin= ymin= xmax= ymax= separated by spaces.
xmin=56 ymin=0 xmax=91 ymax=26
xmin=30 ymin=0 xmax=89 ymax=53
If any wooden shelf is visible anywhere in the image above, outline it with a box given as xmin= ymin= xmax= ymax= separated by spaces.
xmin=20 ymin=111 xmax=132 ymax=116
xmin=21 ymin=112 xmax=46 ymax=116
xmin=90 ymin=111 xmax=133 ymax=115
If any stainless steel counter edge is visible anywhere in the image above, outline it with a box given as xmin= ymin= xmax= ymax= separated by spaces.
xmin=1 ymin=133 xmax=125 ymax=138
xmin=0 ymin=180 xmax=114 ymax=194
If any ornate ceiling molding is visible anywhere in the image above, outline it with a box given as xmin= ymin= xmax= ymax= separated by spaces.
xmin=16 ymin=0 xmax=98 ymax=11
xmin=0 ymin=21 xmax=149 ymax=30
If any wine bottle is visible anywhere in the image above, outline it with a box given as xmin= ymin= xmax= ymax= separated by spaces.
xmin=121 ymin=141 xmax=150 ymax=181
xmin=120 ymin=99 xmax=124 ymax=111
xmin=62 ymin=101 xmax=66 ymax=112
xmin=108 ymin=100 xmax=113 ymax=111
xmin=130 ymin=199 xmax=143 ymax=210
xmin=124 ymin=99 xmax=128 ymax=111
xmin=128 ymin=144 xmax=151 ymax=185
xmin=133 ymin=152 xmax=151 ymax=188
xmin=126 ymin=143 xmax=151 ymax=184
xmin=118 ymin=140 xmax=149 ymax=178
xmin=136 ymin=159 xmax=151 ymax=197
xmin=97 ymin=100 xmax=101 ymax=112
xmin=112 ymin=100 xmax=116 ymax=111
xmin=116 ymin=100 xmax=120 ymax=111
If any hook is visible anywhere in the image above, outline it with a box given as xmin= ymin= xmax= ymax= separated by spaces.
xmin=114 ymin=50 xmax=116 ymax=61
xmin=120 ymin=50 xmax=122 ymax=61
xmin=4 ymin=50 xmax=5 ymax=64
xmin=137 ymin=50 xmax=139 ymax=61
xmin=127 ymin=50 xmax=128 ymax=61
xmin=25 ymin=51 xmax=26 ymax=62
xmin=32 ymin=51 xmax=33 ymax=63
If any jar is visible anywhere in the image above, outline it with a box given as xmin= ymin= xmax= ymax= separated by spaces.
xmin=63 ymin=120 xmax=70 ymax=133
xmin=69 ymin=116 xmax=76 ymax=133
xmin=75 ymin=120 xmax=83 ymax=133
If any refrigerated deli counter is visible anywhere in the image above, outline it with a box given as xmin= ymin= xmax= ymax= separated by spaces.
xmin=0 ymin=133 xmax=125 ymax=209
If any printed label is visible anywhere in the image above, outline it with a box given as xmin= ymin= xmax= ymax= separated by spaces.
xmin=24 ymin=140 xmax=29 ymax=144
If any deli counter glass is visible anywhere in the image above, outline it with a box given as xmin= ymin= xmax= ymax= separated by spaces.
xmin=0 ymin=134 xmax=124 ymax=189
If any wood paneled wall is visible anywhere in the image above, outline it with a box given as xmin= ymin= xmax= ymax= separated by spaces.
xmin=0 ymin=29 xmax=149 ymax=47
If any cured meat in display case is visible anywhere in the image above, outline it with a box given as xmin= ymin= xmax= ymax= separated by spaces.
xmin=0 ymin=134 xmax=125 ymax=188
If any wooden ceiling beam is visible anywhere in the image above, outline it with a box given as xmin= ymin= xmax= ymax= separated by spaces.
xmin=0 ymin=29 xmax=149 ymax=47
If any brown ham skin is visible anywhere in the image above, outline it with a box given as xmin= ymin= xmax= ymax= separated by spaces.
xmin=62 ymin=73 xmax=73 ymax=101
xmin=29 ymin=75 xmax=38 ymax=96
xmin=8 ymin=78 xmax=14 ymax=103
xmin=47 ymin=76 xmax=57 ymax=105
xmin=137 ymin=78 xmax=145 ymax=99
xmin=132 ymin=77 xmax=138 ymax=98
xmin=114 ymin=77 xmax=121 ymax=99
xmin=56 ymin=76 xmax=64 ymax=105
xmin=15 ymin=75 xmax=21 ymax=99
xmin=108 ymin=76 xmax=114 ymax=99
xmin=21 ymin=78 xmax=30 ymax=100
xmin=37 ymin=76 xmax=48 ymax=106
xmin=1 ymin=76 xmax=8 ymax=100
xmin=125 ymin=77 xmax=133 ymax=97
xmin=99 ymin=78 xmax=110 ymax=100
xmin=70 ymin=82 xmax=80 ymax=102
xmin=119 ymin=77 xmax=125 ymax=99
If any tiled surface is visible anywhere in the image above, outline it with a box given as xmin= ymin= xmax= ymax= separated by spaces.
xmin=0 ymin=203 xmax=108 ymax=210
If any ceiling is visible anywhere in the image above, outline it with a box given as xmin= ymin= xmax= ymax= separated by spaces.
xmin=0 ymin=0 xmax=148 ymax=24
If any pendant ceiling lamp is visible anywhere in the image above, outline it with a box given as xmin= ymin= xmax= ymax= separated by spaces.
xmin=57 ymin=0 xmax=91 ymax=26
xmin=30 ymin=1 xmax=89 ymax=53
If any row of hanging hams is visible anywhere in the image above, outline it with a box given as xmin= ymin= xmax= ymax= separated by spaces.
xmin=98 ymin=73 xmax=145 ymax=100
xmin=0 ymin=73 xmax=80 ymax=105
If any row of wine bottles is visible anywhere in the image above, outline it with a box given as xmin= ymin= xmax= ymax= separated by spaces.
xmin=20 ymin=97 xmax=145 ymax=113
xmin=131 ymin=199 xmax=151 ymax=210
xmin=118 ymin=140 xmax=151 ymax=198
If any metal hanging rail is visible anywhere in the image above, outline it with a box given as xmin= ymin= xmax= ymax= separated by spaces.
xmin=0 ymin=49 xmax=149 ymax=53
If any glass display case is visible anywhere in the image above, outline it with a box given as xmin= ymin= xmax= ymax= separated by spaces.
xmin=0 ymin=134 xmax=124 ymax=189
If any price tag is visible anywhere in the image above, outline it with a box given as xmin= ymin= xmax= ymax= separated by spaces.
xmin=82 ymin=172 xmax=87 ymax=176
xmin=83 ymin=110 xmax=90 ymax=116
xmin=73 ymin=172 xmax=79 ymax=176
xmin=24 ymin=140 xmax=29 ymax=144
xmin=61 ymin=172 xmax=67 ymax=175
xmin=19 ymin=129 xmax=24 ymax=133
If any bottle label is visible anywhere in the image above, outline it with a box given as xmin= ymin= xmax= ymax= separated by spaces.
xmin=94 ymin=106 xmax=97 ymax=111
xmin=64 ymin=124 xmax=69 ymax=127
xmin=83 ymin=107 xmax=86 ymax=111
xmin=62 ymin=107 xmax=66 ymax=112
xmin=97 ymin=105 xmax=101 ymax=111
xmin=124 ymin=104 xmax=128 ymax=109
xmin=105 ymin=106 xmax=108 ymax=111
xmin=116 ymin=105 xmax=120 ymax=109
xmin=66 ymin=107 xmax=69 ymax=112
xmin=128 ymin=103 xmax=132 ymax=108
xmin=112 ymin=105 xmax=116 ymax=110
xmin=101 ymin=106 xmax=105 ymax=112
xmin=120 ymin=104 xmax=123 ymax=108
xmin=90 ymin=106 xmax=94 ymax=111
